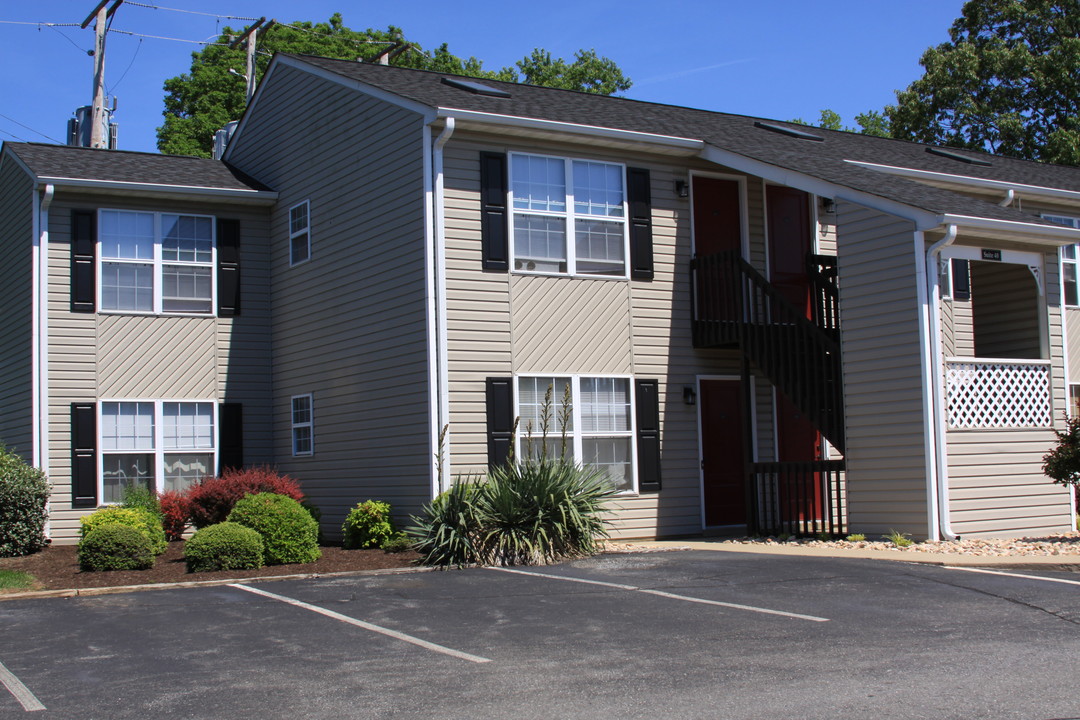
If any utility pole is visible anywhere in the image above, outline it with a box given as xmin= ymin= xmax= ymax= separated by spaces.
xmin=229 ymin=17 xmax=272 ymax=104
xmin=81 ymin=0 xmax=123 ymax=149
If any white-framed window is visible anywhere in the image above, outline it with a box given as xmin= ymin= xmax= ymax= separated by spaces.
xmin=99 ymin=400 xmax=216 ymax=504
xmin=289 ymin=200 xmax=311 ymax=266
xmin=291 ymin=394 xmax=313 ymax=456
xmin=1046 ymin=215 xmax=1080 ymax=307
xmin=98 ymin=210 xmax=215 ymax=314
xmin=515 ymin=375 xmax=635 ymax=492
xmin=509 ymin=153 xmax=628 ymax=277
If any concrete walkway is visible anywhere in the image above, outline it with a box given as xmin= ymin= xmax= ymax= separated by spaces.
xmin=625 ymin=538 xmax=1080 ymax=571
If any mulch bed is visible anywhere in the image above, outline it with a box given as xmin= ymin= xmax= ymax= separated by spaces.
xmin=0 ymin=542 xmax=421 ymax=593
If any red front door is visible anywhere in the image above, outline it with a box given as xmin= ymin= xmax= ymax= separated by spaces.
xmin=766 ymin=185 xmax=812 ymax=316
xmin=775 ymin=389 xmax=823 ymax=522
xmin=700 ymin=379 xmax=746 ymax=527
xmin=693 ymin=177 xmax=742 ymax=256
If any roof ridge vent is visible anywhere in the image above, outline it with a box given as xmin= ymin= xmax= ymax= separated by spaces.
xmin=440 ymin=77 xmax=511 ymax=98
xmin=925 ymin=146 xmax=992 ymax=166
xmin=753 ymin=121 xmax=824 ymax=142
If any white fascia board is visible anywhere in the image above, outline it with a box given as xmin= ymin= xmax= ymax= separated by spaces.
xmin=699 ymin=144 xmax=942 ymax=230
xmin=939 ymin=213 xmax=1080 ymax=245
xmin=845 ymin=159 xmax=1080 ymax=205
xmin=437 ymin=108 xmax=705 ymax=152
xmin=35 ymin=177 xmax=279 ymax=204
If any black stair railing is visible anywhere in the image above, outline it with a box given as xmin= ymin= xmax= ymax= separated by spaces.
xmin=747 ymin=460 xmax=847 ymax=536
xmin=691 ymin=250 xmax=845 ymax=455
xmin=807 ymin=253 xmax=840 ymax=337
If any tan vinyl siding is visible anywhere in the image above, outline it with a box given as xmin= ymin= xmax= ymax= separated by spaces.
xmin=0 ymin=156 xmax=34 ymax=460
xmin=44 ymin=196 xmax=272 ymax=542
xmin=942 ymin=296 xmax=975 ymax=357
xmin=1068 ymin=309 xmax=1080 ymax=382
xmin=835 ymin=202 xmax=930 ymax=537
xmin=226 ymin=64 xmax=430 ymax=536
xmin=945 ymin=247 xmax=1072 ymax=536
xmin=970 ymin=261 xmax=1042 ymax=358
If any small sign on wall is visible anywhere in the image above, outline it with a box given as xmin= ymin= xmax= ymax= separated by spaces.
xmin=981 ymin=248 xmax=1003 ymax=261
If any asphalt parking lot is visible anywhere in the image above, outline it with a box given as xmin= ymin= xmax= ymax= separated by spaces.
xmin=2 ymin=550 xmax=1080 ymax=719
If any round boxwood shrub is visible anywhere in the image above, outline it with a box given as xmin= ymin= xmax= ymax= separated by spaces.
xmin=227 ymin=493 xmax=320 ymax=565
xmin=184 ymin=522 xmax=265 ymax=573
xmin=0 ymin=446 xmax=50 ymax=558
xmin=342 ymin=500 xmax=396 ymax=549
xmin=80 ymin=506 xmax=167 ymax=555
xmin=77 ymin=523 xmax=155 ymax=571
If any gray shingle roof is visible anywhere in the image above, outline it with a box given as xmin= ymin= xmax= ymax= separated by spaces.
xmin=4 ymin=142 xmax=272 ymax=192
xmin=288 ymin=54 xmax=1080 ymax=227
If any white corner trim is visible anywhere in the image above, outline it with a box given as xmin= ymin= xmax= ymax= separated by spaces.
xmin=437 ymin=108 xmax=706 ymax=151
xmin=844 ymin=159 xmax=1080 ymax=204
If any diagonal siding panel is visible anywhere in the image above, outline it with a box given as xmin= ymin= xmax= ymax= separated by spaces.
xmin=98 ymin=315 xmax=217 ymax=398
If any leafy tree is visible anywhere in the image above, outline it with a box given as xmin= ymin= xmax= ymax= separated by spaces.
xmin=887 ymin=0 xmax=1080 ymax=165
xmin=790 ymin=109 xmax=890 ymax=137
xmin=157 ymin=15 xmax=630 ymax=157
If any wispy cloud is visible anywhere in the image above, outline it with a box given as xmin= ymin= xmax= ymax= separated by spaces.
xmin=635 ymin=59 xmax=754 ymax=86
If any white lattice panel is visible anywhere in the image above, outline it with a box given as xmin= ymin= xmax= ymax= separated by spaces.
xmin=946 ymin=361 xmax=1052 ymax=429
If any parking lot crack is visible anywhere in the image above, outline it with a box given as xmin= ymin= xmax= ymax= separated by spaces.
xmin=912 ymin=572 xmax=1080 ymax=627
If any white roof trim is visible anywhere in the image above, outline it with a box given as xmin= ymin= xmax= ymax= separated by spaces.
xmin=36 ymin=176 xmax=278 ymax=202
xmin=436 ymin=108 xmax=706 ymax=151
xmin=845 ymin=159 xmax=1080 ymax=203
xmin=939 ymin=213 xmax=1080 ymax=244
xmin=699 ymin=144 xmax=942 ymax=230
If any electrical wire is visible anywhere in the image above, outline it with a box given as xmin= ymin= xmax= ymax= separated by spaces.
xmin=0 ymin=113 xmax=62 ymax=144
xmin=0 ymin=21 xmax=80 ymax=26
xmin=121 ymin=2 xmax=258 ymax=21
xmin=106 ymin=38 xmax=143 ymax=95
xmin=105 ymin=27 xmax=227 ymax=45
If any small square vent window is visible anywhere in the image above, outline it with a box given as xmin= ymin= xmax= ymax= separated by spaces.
xmin=440 ymin=77 xmax=511 ymax=98
xmin=753 ymin=121 xmax=824 ymax=142
xmin=925 ymin=147 xmax=992 ymax=166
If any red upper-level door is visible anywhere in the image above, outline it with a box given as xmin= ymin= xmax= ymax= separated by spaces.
xmin=693 ymin=177 xmax=742 ymax=257
xmin=766 ymin=185 xmax=812 ymax=317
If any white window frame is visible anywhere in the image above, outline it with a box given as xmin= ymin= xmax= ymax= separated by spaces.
xmin=508 ymin=152 xmax=630 ymax=279
xmin=291 ymin=393 xmax=314 ymax=456
xmin=513 ymin=374 xmax=638 ymax=494
xmin=1046 ymin=215 xmax=1080 ymax=308
xmin=97 ymin=399 xmax=218 ymax=503
xmin=289 ymin=200 xmax=311 ymax=266
xmin=96 ymin=209 xmax=217 ymax=316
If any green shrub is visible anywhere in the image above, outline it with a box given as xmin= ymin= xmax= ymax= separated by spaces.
xmin=121 ymin=484 xmax=163 ymax=523
xmin=1044 ymin=414 xmax=1080 ymax=488
xmin=81 ymin=506 xmax=167 ymax=555
xmin=410 ymin=457 xmax=617 ymax=568
xmin=885 ymin=529 xmax=914 ymax=547
xmin=342 ymin=500 xmax=396 ymax=549
xmin=77 ymin=524 xmax=155 ymax=571
xmin=0 ymin=445 xmax=50 ymax=558
xmin=184 ymin=522 xmax=265 ymax=573
xmin=227 ymin=493 xmax=320 ymax=565
xmin=380 ymin=533 xmax=414 ymax=554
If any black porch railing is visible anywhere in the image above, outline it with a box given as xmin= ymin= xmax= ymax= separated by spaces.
xmin=748 ymin=460 xmax=847 ymax=536
xmin=807 ymin=253 xmax=840 ymax=337
xmin=691 ymin=250 xmax=846 ymax=454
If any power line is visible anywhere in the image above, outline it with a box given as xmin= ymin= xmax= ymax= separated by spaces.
xmin=105 ymin=27 xmax=226 ymax=45
xmin=121 ymin=2 xmax=258 ymax=21
xmin=0 ymin=113 xmax=63 ymax=144
xmin=106 ymin=38 xmax=143 ymax=95
xmin=0 ymin=20 xmax=80 ymax=26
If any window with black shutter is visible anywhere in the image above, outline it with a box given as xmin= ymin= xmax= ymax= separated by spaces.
xmin=71 ymin=403 xmax=97 ymax=507
xmin=486 ymin=377 xmax=514 ymax=469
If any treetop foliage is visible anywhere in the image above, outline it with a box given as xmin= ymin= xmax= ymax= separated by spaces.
xmin=157 ymin=14 xmax=630 ymax=157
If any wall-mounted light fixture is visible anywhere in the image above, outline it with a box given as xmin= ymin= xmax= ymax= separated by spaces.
xmin=683 ymin=386 xmax=696 ymax=405
xmin=822 ymin=197 xmax=837 ymax=214
xmin=674 ymin=180 xmax=689 ymax=198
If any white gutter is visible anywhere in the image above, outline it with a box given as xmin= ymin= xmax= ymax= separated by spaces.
xmin=34 ymin=183 xmax=54 ymax=538
xmin=432 ymin=118 xmax=455 ymax=493
xmin=34 ymin=177 xmax=278 ymax=203
xmin=938 ymin=213 xmax=1080 ymax=244
xmin=925 ymin=224 xmax=959 ymax=540
xmin=436 ymin=108 xmax=705 ymax=152
xmin=845 ymin=159 xmax=1080 ymax=204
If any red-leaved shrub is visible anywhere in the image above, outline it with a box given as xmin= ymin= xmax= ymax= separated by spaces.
xmin=186 ymin=467 xmax=305 ymax=529
xmin=159 ymin=490 xmax=191 ymax=541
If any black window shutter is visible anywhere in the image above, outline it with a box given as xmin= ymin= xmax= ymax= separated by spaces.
xmin=951 ymin=259 xmax=970 ymax=301
xmin=635 ymin=379 xmax=661 ymax=492
xmin=486 ymin=377 xmax=514 ymax=469
xmin=217 ymin=218 xmax=241 ymax=316
xmin=70 ymin=210 xmax=96 ymax=313
xmin=627 ymin=167 xmax=654 ymax=280
xmin=71 ymin=403 xmax=97 ymax=507
xmin=218 ymin=402 xmax=244 ymax=472
xmin=479 ymin=152 xmax=509 ymax=271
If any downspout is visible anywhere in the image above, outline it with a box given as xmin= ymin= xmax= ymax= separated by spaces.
xmin=432 ymin=117 xmax=455 ymax=493
xmin=925 ymin=224 xmax=959 ymax=540
xmin=998 ymin=188 xmax=1015 ymax=207
xmin=35 ymin=184 xmax=54 ymax=538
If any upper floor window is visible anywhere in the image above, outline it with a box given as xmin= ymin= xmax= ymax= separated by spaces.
xmin=99 ymin=210 xmax=214 ymax=314
xmin=509 ymin=154 xmax=628 ymax=277
xmin=290 ymin=201 xmax=311 ymax=266
xmin=1046 ymin=215 xmax=1080 ymax=307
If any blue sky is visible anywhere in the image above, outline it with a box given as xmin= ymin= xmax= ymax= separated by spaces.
xmin=0 ymin=1 xmax=967 ymax=154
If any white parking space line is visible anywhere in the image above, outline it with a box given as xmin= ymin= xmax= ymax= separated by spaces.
xmin=488 ymin=567 xmax=830 ymax=622
xmin=0 ymin=660 xmax=45 ymax=712
xmin=946 ymin=566 xmax=1080 ymax=587
xmin=229 ymin=584 xmax=491 ymax=664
